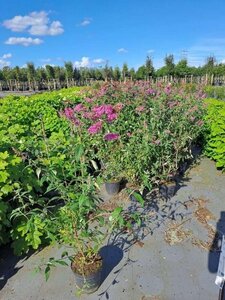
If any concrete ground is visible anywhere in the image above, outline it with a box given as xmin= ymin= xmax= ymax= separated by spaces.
xmin=0 ymin=157 xmax=225 ymax=300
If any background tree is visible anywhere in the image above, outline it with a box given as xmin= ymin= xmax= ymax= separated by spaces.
xmin=129 ymin=68 xmax=136 ymax=81
xmin=64 ymin=61 xmax=74 ymax=86
xmin=113 ymin=66 xmax=121 ymax=81
xmin=203 ymin=56 xmax=216 ymax=75
xmin=136 ymin=65 xmax=146 ymax=80
xmin=174 ymin=59 xmax=191 ymax=77
xmin=102 ymin=64 xmax=111 ymax=82
xmin=93 ymin=68 xmax=103 ymax=81
xmin=145 ymin=56 xmax=154 ymax=80
xmin=122 ymin=63 xmax=129 ymax=81
xmin=26 ymin=62 xmax=36 ymax=90
xmin=45 ymin=65 xmax=55 ymax=80
xmin=164 ymin=54 xmax=175 ymax=76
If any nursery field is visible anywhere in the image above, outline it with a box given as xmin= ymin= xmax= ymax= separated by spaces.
xmin=0 ymin=81 xmax=225 ymax=297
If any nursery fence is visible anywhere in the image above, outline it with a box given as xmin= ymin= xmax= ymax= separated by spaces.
xmin=0 ymin=74 xmax=224 ymax=92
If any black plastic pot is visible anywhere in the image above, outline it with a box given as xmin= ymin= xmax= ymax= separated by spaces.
xmin=105 ymin=181 xmax=120 ymax=195
xmin=71 ymin=263 xmax=103 ymax=294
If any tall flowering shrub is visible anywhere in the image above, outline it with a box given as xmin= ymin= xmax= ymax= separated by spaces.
xmin=60 ymin=81 xmax=206 ymax=187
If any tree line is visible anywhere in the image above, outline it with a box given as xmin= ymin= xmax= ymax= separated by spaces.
xmin=1 ymin=55 xmax=225 ymax=84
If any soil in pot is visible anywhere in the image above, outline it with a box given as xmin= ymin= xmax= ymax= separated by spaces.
xmin=105 ymin=181 xmax=120 ymax=195
xmin=71 ymin=253 xmax=103 ymax=294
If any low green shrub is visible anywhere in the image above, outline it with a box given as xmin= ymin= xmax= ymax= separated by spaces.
xmin=204 ymin=98 xmax=225 ymax=170
xmin=204 ymin=86 xmax=225 ymax=100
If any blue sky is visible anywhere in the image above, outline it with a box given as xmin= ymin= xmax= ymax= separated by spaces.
xmin=1 ymin=0 xmax=225 ymax=70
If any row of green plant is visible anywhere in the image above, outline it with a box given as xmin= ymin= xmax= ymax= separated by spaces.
xmin=204 ymin=85 xmax=225 ymax=100
xmin=204 ymin=98 xmax=225 ymax=171
xmin=0 ymin=82 xmax=206 ymax=257
xmin=0 ymin=87 xmax=85 ymax=253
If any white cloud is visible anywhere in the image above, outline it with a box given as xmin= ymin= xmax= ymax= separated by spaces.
xmin=118 ymin=48 xmax=128 ymax=53
xmin=187 ymin=38 xmax=225 ymax=66
xmin=80 ymin=18 xmax=92 ymax=26
xmin=0 ymin=53 xmax=12 ymax=67
xmin=29 ymin=20 xmax=63 ymax=36
xmin=3 ymin=11 xmax=64 ymax=36
xmin=2 ymin=53 xmax=12 ymax=59
xmin=147 ymin=49 xmax=154 ymax=54
xmin=5 ymin=37 xmax=43 ymax=46
xmin=93 ymin=58 xmax=105 ymax=64
xmin=74 ymin=57 xmax=107 ymax=68
xmin=74 ymin=57 xmax=91 ymax=68
xmin=0 ymin=59 xmax=10 ymax=67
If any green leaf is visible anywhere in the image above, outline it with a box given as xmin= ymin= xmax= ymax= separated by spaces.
xmin=45 ymin=265 xmax=51 ymax=281
xmin=55 ymin=260 xmax=68 ymax=266
xmin=61 ymin=251 xmax=69 ymax=258
xmin=132 ymin=192 xmax=144 ymax=207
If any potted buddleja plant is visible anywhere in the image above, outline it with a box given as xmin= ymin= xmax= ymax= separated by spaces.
xmin=34 ymin=125 xmax=142 ymax=294
xmin=42 ymin=171 xmax=136 ymax=294
xmin=101 ymin=161 xmax=123 ymax=195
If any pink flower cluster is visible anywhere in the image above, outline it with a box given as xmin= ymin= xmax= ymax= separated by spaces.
xmin=135 ymin=105 xmax=145 ymax=113
xmin=165 ymin=86 xmax=172 ymax=95
xmin=104 ymin=133 xmax=120 ymax=141
xmin=88 ymin=121 xmax=102 ymax=134
xmin=92 ymin=104 xmax=118 ymax=122
xmin=146 ymin=88 xmax=156 ymax=95
xmin=62 ymin=107 xmax=82 ymax=126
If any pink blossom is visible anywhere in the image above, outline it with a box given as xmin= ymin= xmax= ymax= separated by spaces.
xmin=72 ymin=118 xmax=82 ymax=126
xmin=83 ymin=112 xmax=95 ymax=120
xmin=190 ymin=116 xmax=195 ymax=122
xmin=104 ymin=133 xmax=120 ymax=141
xmin=74 ymin=103 xmax=85 ymax=112
xmin=165 ymin=86 xmax=171 ymax=94
xmin=104 ymin=104 xmax=113 ymax=115
xmin=196 ymin=120 xmax=204 ymax=126
xmin=152 ymin=139 xmax=161 ymax=145
xmin=92 ymin=105 xmax=105 ymax=117
xmin=107 ymin=113 xmax=117 ymax=122
xmin=85 ymin=97 xmax=93 ymax=103
xmin=146 ymin=88 xmax=156 ymax=95
xmin=168 ymin=101 xmax=178 ymax=109
xmin=64 ymin=107 xmax=74 ymax=119
xmin=92 ymin=104 xmax=114 ymax=118
xmin=88 ymin=121 xmax=102 ymax=134
xmin=114 ymin=103 xmax=124 ymax=112
xmin=136 ymin=105 xmax=145 ymax=112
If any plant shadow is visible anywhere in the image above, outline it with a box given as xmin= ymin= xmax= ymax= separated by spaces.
xmin=99 ymin=245 xmax=123 ymax=285
xmin=0 ymin=244 xmax=34 ymax=290
xmin=208 ymin=211 xmax=225 ymax=274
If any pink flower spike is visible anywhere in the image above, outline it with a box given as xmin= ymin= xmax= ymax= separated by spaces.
xmin=146 ymin=88 xmax=156 ymax=95
xmin=107 ymin=113 xmax=117 ymax=122
xmin=88 ymin=121 xmax=102 ymax=134
xmin=104 ymin=133 xmax=120 ymax=141
xmin=104 ymin=104 xmax=113 ymax=115
xmin=64 ymin=107 xmax=74 ymax=119
xmin=113 ymin=103 xmax=124 ymax=112
xmin=72 ymin=118 xmax=82 ymax=126
xmin=92 ymin=105 xmax=105 ymax=117
xmin=85 ymin=97 xmax=93 ymax=103
xmin=74 ymin=103 xmax=85 ymax=112
xmin=165 ymin=86 xmax=171 ymax=94
xmin=136 ymin=105 xmax=145 ymax=112
xmin=196 ymin=120 xmax=204 ymax=126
